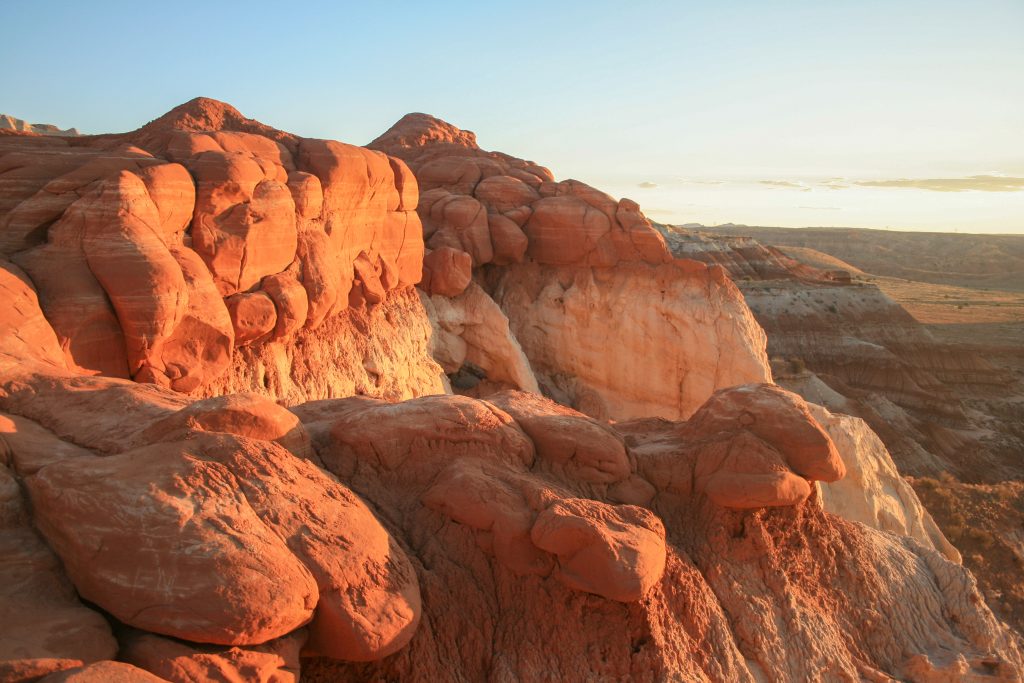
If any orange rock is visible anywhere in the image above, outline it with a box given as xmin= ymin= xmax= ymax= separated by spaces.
xmin=286 ymin=171 xmax=323 ymax=219
xmin=78 ymin=172 xmax=188 ymax=383
xmin=420 ymin=247 xmax=472 ymax=297
xmin=295 ymin=224 xmax=341 ymax=329
xmin=25 ymin=437 xmax=320 ymax=645
xmin=262 ymin=271 xmax=309 ymax=339
xmin=159 ymin=245 xmax=234 ymax=392
xmin=13 ymin=244 xmax=131 ymax=378
xmin=486 ymin=391 xmax=629 ymax=483
xmin=137 ymin=163 xmax=196 ymax=243
xmin=37 ymin=661 xmax=168 ymax=682
xmin=137 ymin=392 xmax=312 ymax=459
xmin=426 ymin=194 xmax=492 ymax=265
xmin=120 ymin=629 xmax=305 ymax=683
xmin=473 ymin=174 xmax=539 ymax=213
xmin=189 ymin=151 xmax=297 ymax=296
xmin=225 ymin=291 xmax=277 ymax=346
xmin=531 ymin=498 xmax=666 ymax=602
xmin=524 ymin=195 xmax=613 ymax=265
xmin=0 ymin=260 xmax=66 ymax=374
xmin=487 ymin=213 xmax=528 ymax=265
xmin=0 ymin=465 xmax=118 ymax=674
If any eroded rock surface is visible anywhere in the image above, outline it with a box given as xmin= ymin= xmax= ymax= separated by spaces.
xmin=0 ymin=97 xmax=439 ymax=401
xmin=0 ymin=101 xmax=1018 ymax=683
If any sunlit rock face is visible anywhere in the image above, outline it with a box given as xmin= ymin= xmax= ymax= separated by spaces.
xmin=0 ymin=101 xmax=1020 ymax=682
xmin=0 ymin=97 xmax=441 ymax=402
xmin=370 ymin=114 xmax=771 ymax=420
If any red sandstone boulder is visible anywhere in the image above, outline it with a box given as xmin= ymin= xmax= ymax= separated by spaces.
xmin=79 ymin=172 xmax=188 ymax=383
xmin=137 ymin=392 xmax=312 ymax=459
xmin=531 ymin=498 xmax=666 ymax=602
xmin=424 ymin=193 xmax=492 ymax=265
xmin=0 ymin=261 xmax=66 ymax=374
xmin=0 ymin=465 xmax=118 ymax=675
xmin=420 ymin=247 xmax=472 ymax=297
xmin=262 ymin=271 xmax=309 ymax=339
xmin=159 ymin=245 xmax=234 ymax=392
xmin=12 ymin=244 xmax=130 ymax=378
xmin=25 ymin=438 xmax=320 ymax=645
xmin=473 ymin=174 xmax=539 ymax=213
xmin=524 ymin=195 xmax=613 ymax=265
xmin=487 ymin=213 xmax=529 ymax=265
xmin=225 ymin=291 xmax=277 ymax=346
xmin=37 ymin=661 xmax=168 ymax=682
xmin=137 ymin=163 xmax=195 ymax=242
xmin=120 ymin=629 xmax=304 ymax=683
xmin=189 ymin=152 xmax=297 ymax=296
xmin=486 ymin=391 xmax=630 ymax=484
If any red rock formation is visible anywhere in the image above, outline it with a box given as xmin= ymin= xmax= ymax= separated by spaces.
xmin=0 ymin=98 xmax=440 ymax=400
xmin=1 ymin=101 xmax=1020 ymax=683
xmin=371 ymin=115 xmax=769 ymax=419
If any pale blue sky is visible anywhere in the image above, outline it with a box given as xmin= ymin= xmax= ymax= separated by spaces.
xmin=3 ymin=1 xmax=1022 ymax=232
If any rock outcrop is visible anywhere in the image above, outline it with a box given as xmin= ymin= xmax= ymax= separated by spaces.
xmin=0 ymin=98 xmax=441 ymax=402
xmin=370 ymin=115 xmax=771 ymax=420
xmin=0 ymin=100 xmax=1018 ymax=682
xmin=811 ymin=403 xmax=961 ymax=562
xmin=0 ymin=114 xmax=80 ymax=137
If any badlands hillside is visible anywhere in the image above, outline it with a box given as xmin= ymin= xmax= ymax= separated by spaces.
xmin=0 ymin=98 xmax=1020 ymax=682
xmin=660 ymin=224 xmax=1024 ymax=634
xmin=709 ymin=224 xmax=1024 ymax=293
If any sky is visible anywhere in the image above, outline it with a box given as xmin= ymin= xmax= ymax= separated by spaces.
xmin=3 ymin=0 xmax=1022 ymax=233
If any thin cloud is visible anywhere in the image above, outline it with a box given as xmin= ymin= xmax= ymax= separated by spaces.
xmin=798 ymin=206 xmax=841 ymax=210
xmin=638 ymin=181 xmax=658 ymax=189
xmin=675 ymin=178 xmax=725 ymax=185
xmin=759 ymin=180 xmax=811 ymax=192
xmin=820 ymin=179 xmax=850 ymax=190
xmin=856 ymin=175 xmax=1024 ymax=192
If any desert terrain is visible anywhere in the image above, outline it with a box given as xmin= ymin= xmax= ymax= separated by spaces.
xmin=686 ymin=223 xmax=1024 ymax=634
xmin=0 ymin=99 xmax=1018 ymax=681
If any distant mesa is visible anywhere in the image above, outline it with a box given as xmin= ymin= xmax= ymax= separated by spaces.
xmin=0 ymin=114 xmax=79 ymax=137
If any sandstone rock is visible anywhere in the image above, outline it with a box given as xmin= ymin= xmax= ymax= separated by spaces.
xmin=531 ymin=498 xmax=666 ymax=602
xmin=286 ymin=171 xmax=323 ymax=219
xmin=120 ymin=629 xmax=304 ymax=683
xmin=198 ymin=289 xmax=446 ymax=405
xmin=136 ymin=392 xmax=312 ymax=459
xmin=486 ymin=390 xmax=627 ymax=483
xmin=421 ymin=282 xmax=540 ymax=394
xmin=425 ymin=194 xmax=492 ymax=265
xmin=189 ymin=153 xmax=297 ymax=296
xmin=79 ymin=171 xmax=189 ymax=382
xmin=0 ymin=411 xmax=92 ymax=475
xmin=811 ymin=403 xmax=960 ymax=562
xmin=225 ymin=291 xmax=277 ymax=346
xmin=420 ymin=247 xmax=472 ymax=297
xmin=473 ymin=174 xmax=539 ymax=213
xmin=0 ymin=260 xmax=65 ymax=374
xmin=159 ymin=245 xmax=234 ymax=392
xmin=487 ymin=213 xmax=529 ymax=265
xmin=492 ymin=261 xmax=771 ymax=420
xmin=38 ymin=661 xmax=169 ymax=682
xmin=25 ymin=437 xmax=320 ymax=645
xmin=0 ymin=465 xmax=118 ymax=675
xmin=295 ymin=224 xmax=341 ymax=329
xmin=262 ymin=271 xmax=309 ymax=339
xmin=11 ymin=245 xmax=130 ymax=378
xmin=524 ymin=195 xmax=613 ymax=266
xmin=137 ymin=163 xmax=195 ymax=242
